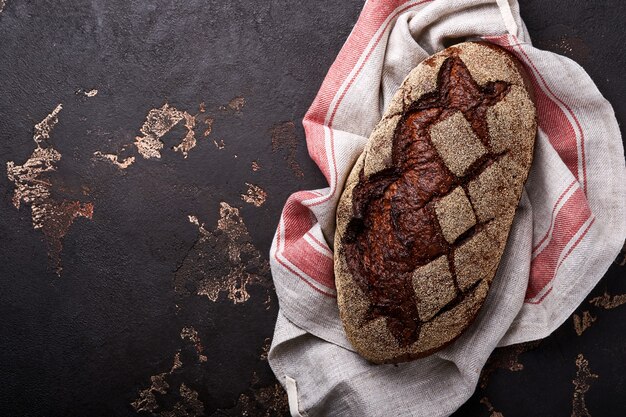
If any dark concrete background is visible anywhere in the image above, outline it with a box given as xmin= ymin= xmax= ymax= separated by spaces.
xmin=0 ymin=1 xmax=624 ymax=416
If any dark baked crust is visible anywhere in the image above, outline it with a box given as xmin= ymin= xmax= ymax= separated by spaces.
xmin=334 ymin=42 xmax=537 ymax=364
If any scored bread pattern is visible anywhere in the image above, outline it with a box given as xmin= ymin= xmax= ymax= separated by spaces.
xmin=342 ymin=50 xmax=532 ymax=351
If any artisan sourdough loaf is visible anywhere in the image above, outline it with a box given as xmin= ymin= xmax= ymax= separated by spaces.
xmin=334 ymin=42 xmax=537 ymax=364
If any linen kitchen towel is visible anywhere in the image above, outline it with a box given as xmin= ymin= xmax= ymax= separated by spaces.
xmin=268 ymin=0 xmax=626 ymax=415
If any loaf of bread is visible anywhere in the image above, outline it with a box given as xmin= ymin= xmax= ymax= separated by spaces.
xmin=334 ymin=42 xmax=537 ymax=364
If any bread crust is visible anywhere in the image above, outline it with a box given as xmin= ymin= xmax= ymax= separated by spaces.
xmin=334 ymin=42 xmax=537 ymax=364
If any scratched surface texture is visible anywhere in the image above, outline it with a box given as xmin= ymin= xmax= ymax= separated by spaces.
xmin=0 ymin=1 xmax=624 ymax=416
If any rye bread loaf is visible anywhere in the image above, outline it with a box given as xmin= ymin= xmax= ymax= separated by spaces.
xmin=334 ymin=42 xmax=537 ymax=364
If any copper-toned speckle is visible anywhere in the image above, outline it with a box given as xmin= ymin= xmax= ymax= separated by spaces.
xmin=200 ymin=265 xmax=254 ymax=304
xmin=175 ymin=202 xmax=270 ymax=304
xmin=198 ymin=102 xmax=206 ymax=113
xmin=572 ymin=354 xmax=598 ymax=417
xmin=479 ymin=341 xmax=541 ymax=388
xmin=217 ymin=202 xmax=251 ymax=258
xmin=0 ymin=1 xmax=6 ymax=14
xmin=159 ymin=384 xmax=205 ymax=417
xmin=232 ymin=383 xmax=289 ymax=417
xmin=251 ymin=160 xmax=261 ymax=171
xmin=213 ymin=138 xmax=225 ymax=149
xmin=270 ymin=121 xmax=304 ymax=178
xmin=132 ymin=346 xmax=204 ymax=415
xmin=230 ymin=96 xmax=245 ymax=111
xmin=131 ymin=373 xmax=170 ymax=413
xmin=38 ymin=200 xmax=93 ymax=274
xmin=6 ymin=104 xmax=94 ymax=275
xmin=573 ymin=311 xmax=596 ymax=336
xmin=135 ymin=104 xmax=185 ymax=159
xmin=180 ymin=326 xmax=206 ymax=362
xmin=103 ymin=103 xmax=209 ymax=163
xmin=542 ymin=37 xmax=591 ymax=63
xmin=171 ymin=352 xmax=183 ymax=372
xmin=33 ymin=105 xmax=64 ymax=143
xmin=221 ymin=96 xmax=246 ymax=113
xmin=180 ymin=326 xmax=201 ymax=346
xmin=148 ymin=375 xmax=169 ymax=395
xmin=134 ymin=104 xmax=202 ymax=159
xmin=480 ymin=397 xmax=504 ymax=417
xmin=133 ymin=326 xmax=213 ymax=416
xmin=259 ymin=337 xmax=271 ymax=361
xmin=93 ymin=151 xmax=135 ymax=169
xmin=172 ymin=111 xmax=197 ymax=158
xmin=187 ymin=214 xmax=203 ymax=230
xmin=203 ymin=117 xmax=214 ymax=137
xmin=75 ymin=88 xmax=98 ymax=97
xmin=241 ymin=183 xmax=267 ymax=207
xmin=589 ymin=291 xmax=626 ymax=309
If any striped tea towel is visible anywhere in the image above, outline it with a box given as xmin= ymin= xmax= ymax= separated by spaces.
xmin=268 ymin=0 xmax=626 ymax=415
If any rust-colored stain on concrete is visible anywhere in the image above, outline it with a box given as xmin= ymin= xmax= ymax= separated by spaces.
xmin=480 ymin=397 xmax=504 ymax=417
xmin=93 ymin=151 xmax=135 ymax=169
xmin=573 ymin=311 xmax=597 ymax=336
xmin=572 ymin=354 xmax=598 ymax=417
xmin=6 ymin=104 xmax=94 ymax=275
xmin=479 ymin=341 xmax=541 ymax=388
xmin=180 ymin=326 xmax=207 ymax=363
xmin=270 ymin=121 xmax=304 ymax=178
xmin=175 ymin=203 xmax=270 ymax=305
xmin=589 ymin=291 xmax=626 ymax=309
xmin=241 ymin=183 xmax=267 ymax=207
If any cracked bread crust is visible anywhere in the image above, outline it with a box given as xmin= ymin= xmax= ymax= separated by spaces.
xmin=334 ymin=42 xmax=537 ymax=364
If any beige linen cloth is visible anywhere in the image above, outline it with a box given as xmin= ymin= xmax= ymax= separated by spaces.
xmin=268 ymin=0 xmax=626 ymax=415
